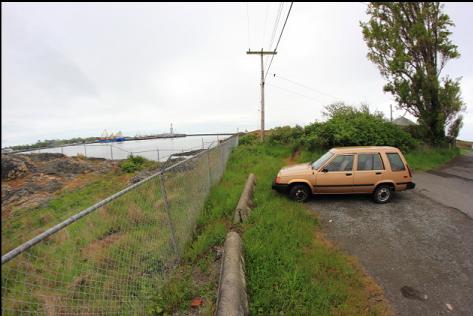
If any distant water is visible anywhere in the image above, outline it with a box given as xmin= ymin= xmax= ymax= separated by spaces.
xmin=22 ymin=135 xmax=229 ymax=162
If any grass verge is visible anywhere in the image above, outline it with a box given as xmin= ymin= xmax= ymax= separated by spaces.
xmin=404 ymin=147 xmax=460 ymax=172
xmin=153 ymin=143 xmax=391 ymax=315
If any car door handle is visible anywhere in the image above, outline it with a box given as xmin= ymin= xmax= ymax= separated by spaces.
xmin=346 ymin=173 xmax=352 ymax=176
xmin=376 ymin=172 xmax=382 ymax=175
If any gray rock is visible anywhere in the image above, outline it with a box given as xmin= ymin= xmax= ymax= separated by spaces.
xmin=129 ymin=170 xmax=159 ymax=184
xmin=27 ymin=180 xmax=63 ymax=193
xmin=1 ymin=155 xmax=30 ymax=180
xmin=39 ymin=159 xmax=94 ymax=175
xmin=27 ymin=153 xmax=65 ymax=162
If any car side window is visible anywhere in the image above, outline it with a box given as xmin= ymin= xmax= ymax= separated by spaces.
xmin=325 ymin=155 xmax=354 ymax=172
xmin=357 ymin=153 xmax=384 ymax=171
xmin=387 ymin=153 xmax=405 ymax=171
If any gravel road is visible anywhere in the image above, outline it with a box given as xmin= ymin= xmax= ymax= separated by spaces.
xmin=307 ymin=153 xmax=473 ymax=315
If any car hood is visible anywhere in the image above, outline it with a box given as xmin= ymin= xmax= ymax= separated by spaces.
xmin=279 ymin=163 xmax=311 ymax=176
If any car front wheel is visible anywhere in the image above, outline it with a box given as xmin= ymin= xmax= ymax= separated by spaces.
xmin=289 ymin=184 xmax=310 ymax=203
xmin=373 ymin=184 xmax=393 ymax=203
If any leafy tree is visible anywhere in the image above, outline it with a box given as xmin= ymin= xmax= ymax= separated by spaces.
xmin=447 ymin=114 xmax=463 ymax=139
xmin=361 ymin=2 xmax=465 ymax=145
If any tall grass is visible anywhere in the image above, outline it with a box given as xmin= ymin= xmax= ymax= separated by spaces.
xmin=404 ymin=147 xmax=460 ymax=172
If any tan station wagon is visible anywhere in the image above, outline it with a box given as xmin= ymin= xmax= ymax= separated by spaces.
xmin=272 ymin=146 xmax=415 ymax=203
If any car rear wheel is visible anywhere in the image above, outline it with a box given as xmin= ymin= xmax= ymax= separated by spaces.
xmin=289 ymin=184 xmax=310 ymax=203
xmin=373 ymin=184 xmax=393 ymax=204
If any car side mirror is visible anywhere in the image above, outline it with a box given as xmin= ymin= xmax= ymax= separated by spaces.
xmin=322 ymin=168 xmax=328 ymax=173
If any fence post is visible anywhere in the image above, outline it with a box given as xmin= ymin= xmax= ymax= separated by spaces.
xmin=207 ymin=146 xmax=212 ymax=186
xmin=84 ymin=144 xmax=87 ymax=157
xmin=202 ymin=138 xmax=204 ymax=149
xmin=158 ymin=173 xmax=181 ymax=263
xmin=220 ymin=140 xmax=225 ymax=170
xmin=156 ymin=149 xmax=160 ymax=162
xmin=110 ymin=144 xmax=114 ymax=160
xmin=61 ymin=146 xmax=64 ymax=155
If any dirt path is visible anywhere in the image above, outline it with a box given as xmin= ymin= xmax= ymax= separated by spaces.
xmin=284 ymin=148 xmax=301 ymax=165
xmin=307 ymin=154 xmax=473 ymax=315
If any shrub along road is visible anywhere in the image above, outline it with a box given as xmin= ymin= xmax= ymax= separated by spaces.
xmin=308 ymin=152 xmax=473 ymax=315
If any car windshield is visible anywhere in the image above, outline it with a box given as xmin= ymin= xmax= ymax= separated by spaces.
xmin=311 ymin=151 xmax=334 ymax=170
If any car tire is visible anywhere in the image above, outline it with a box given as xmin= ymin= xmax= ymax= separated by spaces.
xmin=373 ymin=184 xmax=393 ymax=204
xmin=289 ymin=184 xmax=310 ymax=203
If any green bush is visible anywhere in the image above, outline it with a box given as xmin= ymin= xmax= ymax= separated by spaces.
xmin=120 ymin=155 xmax=147 ymax=173
xmin=302 ymin=103 xmax=416 ymax=152
xmin=239 ymin=133 xmax=258 ymax=145
xmin=259 ymin=103 xmax=416 ymax=152
xmin=268 ymin=125 xmax=304 ymax=145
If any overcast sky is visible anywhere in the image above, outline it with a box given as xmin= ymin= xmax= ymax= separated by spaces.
xmin=2 ymin=2 xmax=472 ymax=147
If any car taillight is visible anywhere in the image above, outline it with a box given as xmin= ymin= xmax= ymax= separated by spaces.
xmin=275 ymin=176 xmax=281 ymax=184
xmin=407 ymin=165 xmax=412 ymax=177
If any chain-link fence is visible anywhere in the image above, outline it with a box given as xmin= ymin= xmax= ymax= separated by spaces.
xmin=1 ymin=135 xmax=238 ymax=315
xmin=7 ymin=136 xmax=225 ymax=162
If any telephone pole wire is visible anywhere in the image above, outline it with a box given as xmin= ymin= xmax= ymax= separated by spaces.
xmin=247 ymin=49 xmax=277 ymax=141
xmin=265 ymin=2 xmax=293 ymax=80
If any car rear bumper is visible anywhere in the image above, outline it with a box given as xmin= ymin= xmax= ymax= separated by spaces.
xmin=272 ymin=181 xmax=289 ymax=193
xmin=406 ymin=182 xmax=415 ymax=190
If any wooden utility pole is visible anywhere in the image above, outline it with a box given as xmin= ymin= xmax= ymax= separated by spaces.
xmin=390 ymin=104 xmax=393 ymax=122
xmin=247 ymin=49 xmax=277 ymax=141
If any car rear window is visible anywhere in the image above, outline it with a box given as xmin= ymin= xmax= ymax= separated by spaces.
xmin=357 ymin=153 xmax=384 ymax=170
xmin=387 ymin=153 xmax=405 ymax=171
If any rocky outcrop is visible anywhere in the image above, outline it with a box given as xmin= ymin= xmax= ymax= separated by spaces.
xmin=1 ymin=155 xmax=31 ymax=180
xmin=1 ymin=153 xmax=113 ymax=213
xmin=37 ymin=158 xmax=95 ymax=175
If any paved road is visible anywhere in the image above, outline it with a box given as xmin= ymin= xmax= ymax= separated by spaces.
xmin=414 ymin=152 xmax=473 ymax=219
xmin=307 ymin=153 xmax=473 ymax=315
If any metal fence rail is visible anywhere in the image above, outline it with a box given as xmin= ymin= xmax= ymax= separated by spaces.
xmin=1 ymin=135 xmax=238 ymax=315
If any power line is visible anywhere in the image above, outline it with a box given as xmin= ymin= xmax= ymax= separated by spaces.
xmin=267 ymin=3 xmax=284 ymax=51
xmin=265 ymin=2 xmax=294 ymax=80
xmin=245 ymin=3 xmax=291 ymax=141
xmin=246 ymin=2 xmax=250 ymax=49
xmin=265 ymin=2 xmax=284 ymax=64
xmin=261 ymin=3 xmax=270 ymax=47
xmin=267 ymin=83 xmax=322 ymax=102
xmin=271 ymin=73 xmax=341 ymax=100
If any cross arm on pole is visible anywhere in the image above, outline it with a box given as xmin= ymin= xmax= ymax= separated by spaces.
xmin=246 ymin=50 xmax=277 ymax=55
